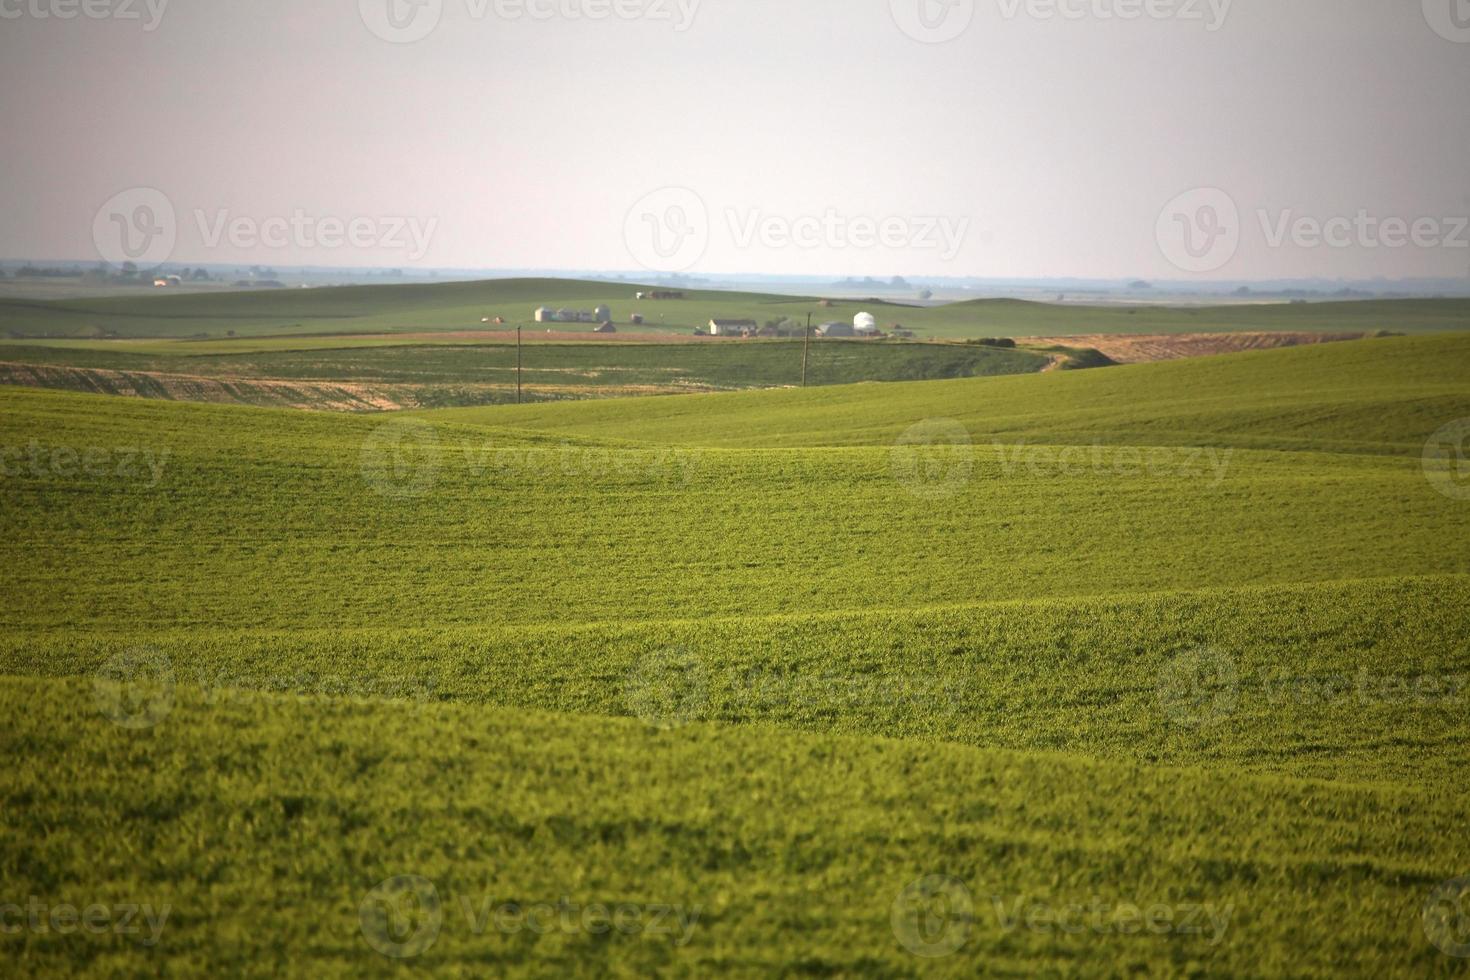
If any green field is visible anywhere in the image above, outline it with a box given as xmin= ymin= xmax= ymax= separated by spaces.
xmin=0 ymin=339 xmax=1055 ymax=409
xmin=3 ymin=276 xmax=1469 ymax=341
xmin=3 ymin=334 xmax=1470 ymax=975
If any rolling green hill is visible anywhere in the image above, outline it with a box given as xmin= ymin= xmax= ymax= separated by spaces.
xmin=426 ymin=332 xmax=1470 ymax=453
xmin=3 ymin=276 xmax=1468 ymax=341
xmin=3 ymin=333 xmax=1469 ymax=975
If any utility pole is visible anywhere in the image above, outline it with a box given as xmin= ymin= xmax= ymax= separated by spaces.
xmin=801 ymin=312 xmax=812 ymax=388
xmin=516 ymin=326 xmax=523 ymax=404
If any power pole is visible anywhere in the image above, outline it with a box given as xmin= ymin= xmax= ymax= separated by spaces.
xmin=516 ymin=326 xmax=523 ymax=404
xmin=801 ymin=312 xmax=812 ymax=388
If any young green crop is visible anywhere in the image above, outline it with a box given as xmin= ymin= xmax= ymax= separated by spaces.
xmin=3 ymin=332 xmax=1470 ymax=976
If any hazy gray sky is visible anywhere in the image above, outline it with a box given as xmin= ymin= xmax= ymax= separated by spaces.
xmin=3 ymin=0 xmax=1469 ymax=280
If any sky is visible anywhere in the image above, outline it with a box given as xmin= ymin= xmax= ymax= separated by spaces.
xmin=2 ymin=0 xmax=1469 ymax=281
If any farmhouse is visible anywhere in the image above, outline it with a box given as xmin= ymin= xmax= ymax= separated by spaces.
xmin=535 ymin=307 xmax=597 ymax=323
xmin=709 ymin=319 xmax=758 ymax=337
xmin=817 ymin=321 xmax=854 ymax=338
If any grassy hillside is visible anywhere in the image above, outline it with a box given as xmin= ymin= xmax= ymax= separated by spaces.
xmin=3 ymin=334 xmax=1469 ymax=975
xmin=427 ymin=332 xmax=1470 ymax=453
xmin=3 ymin=276 xmax=1468 ymax=341
xmin=4 ymin=676 xmax=1466 ymax=978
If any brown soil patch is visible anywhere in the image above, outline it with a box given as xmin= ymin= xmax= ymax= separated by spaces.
xmin=0 ymin=362 xmax=699 ymax=411
xmin=1028 ymin=332 xmax=1366 ymax=365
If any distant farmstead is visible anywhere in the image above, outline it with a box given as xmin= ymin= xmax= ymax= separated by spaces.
xmin=816 ymin=321 xmax=854 ymax=338
xmin=708 ymin=319 xmax=758 ymax=337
